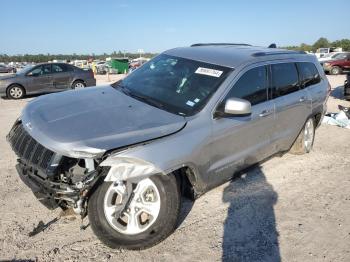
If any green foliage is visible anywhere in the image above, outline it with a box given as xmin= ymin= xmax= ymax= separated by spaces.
xmin=312 ymin=37 xmax=331 ymax=50
xmin=0 ymin=52 xmax=157 ymax=63
xmin=283 ymin=37 xmax=350 ymax=52
xmin=331 ymin=39 xmax=350 ymax=51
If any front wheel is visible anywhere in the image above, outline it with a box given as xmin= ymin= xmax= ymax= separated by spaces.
xmin=289 ymin=117 xmax=315 ymax=155
xmin=88 ymin=175 xmax=180 ymax=250
xmin=7 ymin=85 xmax=25 ymax=99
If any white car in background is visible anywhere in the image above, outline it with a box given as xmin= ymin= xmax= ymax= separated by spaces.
xmin=319 ymin=52 xmax=346 ymax=62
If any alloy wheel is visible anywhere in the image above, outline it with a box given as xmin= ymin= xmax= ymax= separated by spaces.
xmin=103 ymin=178 xmax=161 ymax=235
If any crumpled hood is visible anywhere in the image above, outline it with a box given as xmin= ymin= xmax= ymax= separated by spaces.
xmin=21 ymin=85 xmax=186 ymax=158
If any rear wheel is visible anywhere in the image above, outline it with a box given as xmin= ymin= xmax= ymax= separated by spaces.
xmin=7 ymin=85 xmax=25 ymax=99
xmin=290 ymin=117 xmax=315 ymax=155
xmin=330 ymin=66 xmax=342 ymax=75
xmin=71 ymin=80 xmax=86 ymax=90
xmin=88 ymin=175 xmax=180 ymax=250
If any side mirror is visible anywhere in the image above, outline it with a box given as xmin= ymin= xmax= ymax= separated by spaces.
xmin=224 ymin=98 xmax=251 ymax=115
xmin=215 ymin=97 xmax=251 ymax=117
xmin=27 ymin=72 xmax=40 ymax=77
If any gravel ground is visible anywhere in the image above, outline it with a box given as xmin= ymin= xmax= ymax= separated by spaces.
xmin=0 ymin=75 xmax=349 ymax=262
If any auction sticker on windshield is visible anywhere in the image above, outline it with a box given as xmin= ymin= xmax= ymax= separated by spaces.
xmin=195 ymin=67 xmax=223 ymax=77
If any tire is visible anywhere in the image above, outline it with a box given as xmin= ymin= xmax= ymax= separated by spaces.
xmin=88 ymin=174 xmax=181 ymax=250
xmin=71 ymin=80 xmax=86 ymax=90
xmin=289 ymin=117 xmax=315 ymax=155
xmin=330 ymin=66 xmax=342 ymax=75
xmin=7 ymin=85 xmax=25 ymax=99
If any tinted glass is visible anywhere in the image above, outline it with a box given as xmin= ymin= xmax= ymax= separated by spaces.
xmin=225 ymin=66 xmax=268 ymax=105
xmin=52 ymin=64 xmax=70 ymax=73
xmin=28 ymin=65 xmax=51 ymax=76
xmin=297 ymin=62 xmax=321 ymax=88
xmin=271 ymin=63 xmax=299 ymax=98
xmin=114 ymin=54 xmax=232 ymax=116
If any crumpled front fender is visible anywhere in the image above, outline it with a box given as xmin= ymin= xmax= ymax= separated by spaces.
xmin=101 ymin=156 xmax=165 ymax=182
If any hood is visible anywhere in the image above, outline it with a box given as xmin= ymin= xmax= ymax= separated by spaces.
xmin=21 ymin=86 xmax=186 ymax=158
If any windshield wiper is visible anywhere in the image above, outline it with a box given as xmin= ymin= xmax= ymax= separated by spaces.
xmin=115 ymin=83 xmax=165 ymax=110
xmin=128 ymin=92 xmax=165 ymax=109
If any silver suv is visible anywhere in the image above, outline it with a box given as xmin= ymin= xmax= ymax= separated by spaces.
xmin=7 ymin=44 xmax=329 ymax=249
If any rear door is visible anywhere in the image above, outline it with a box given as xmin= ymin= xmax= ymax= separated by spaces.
xmin=26 ymin=64 xmax=53 ymax=93
xmin=297 ymin=62 xmax=326 ymax=120
xmin=209 ymin=65 xmax=275 ymax=180
xmin=52 ymin=64 xmax=73 ymax=90
xmin=270 ymin=62 xmax=311 ymax=152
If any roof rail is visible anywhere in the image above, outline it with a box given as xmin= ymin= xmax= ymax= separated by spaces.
xmin=252 ymin=50 xmax=306 ymax=57
xmin=191 ymin=43 xmax=251 ymax=47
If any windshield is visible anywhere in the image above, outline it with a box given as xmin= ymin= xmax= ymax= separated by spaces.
xmin=112 ymin=54 xmax=232 ymax=116
xmin=17 ymin=64 xmax=35 ymax=74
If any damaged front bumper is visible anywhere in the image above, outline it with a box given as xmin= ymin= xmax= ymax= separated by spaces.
xmin=15 ymin=159 xmax=104 ymax=213
xmin=7 ymin=120 xmax=104 ymax=215
xmin=16 ymin=162 xmax=62 ymax=209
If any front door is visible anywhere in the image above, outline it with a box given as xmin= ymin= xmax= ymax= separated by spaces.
xmin=209 ymin=65 xmax=275 ymax=181
xmin=26 ymin=64 xmax=53 ymax=93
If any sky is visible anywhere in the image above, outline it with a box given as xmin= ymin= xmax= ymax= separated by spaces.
xmin=1 ymin=0 xmax=350 ymax=55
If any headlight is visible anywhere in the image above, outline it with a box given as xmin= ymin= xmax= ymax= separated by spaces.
xmin=324 ymin=63 xmax=330 ymax=67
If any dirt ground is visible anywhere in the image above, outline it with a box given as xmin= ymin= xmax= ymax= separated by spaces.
xmin=0 ymin=75 xmax=349 ymax=262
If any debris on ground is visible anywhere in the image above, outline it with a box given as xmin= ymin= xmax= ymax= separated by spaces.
xmin=322 ymin=105 xmax=350 ymax=128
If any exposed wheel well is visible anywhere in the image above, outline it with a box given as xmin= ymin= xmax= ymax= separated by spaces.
xmin=72 ymin=79 xmax=85 ymax=85
xmin=313 ymin=112 xmax=322 ymax=127
xmin=7 ymin=83 xmax=26 ymax=92
xmin=171 ymin=167 xmax=198 ymax=200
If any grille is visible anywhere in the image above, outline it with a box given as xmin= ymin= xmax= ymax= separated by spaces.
xmin=8 ymin=122 xmax=55 ymax=170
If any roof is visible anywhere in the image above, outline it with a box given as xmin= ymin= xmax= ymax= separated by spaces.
xmin=164 ymin=44 xmax=308 ymax=68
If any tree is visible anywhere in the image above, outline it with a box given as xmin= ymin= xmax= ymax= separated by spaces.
xmin=312 ymin=37 xmax=330 ymax=51
xmin=299 ymin=43 xmax=313 ymax=52
xmin=332 ymin=39 xmax=350 ymax=51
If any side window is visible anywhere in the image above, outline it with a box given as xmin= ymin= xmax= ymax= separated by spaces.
xmin=27 ymin=66 xmax=44 ymax=76
xmin=52 ymin=64 xmax=72 ymax=73
xmin=225 ymin=66 xmax=268 ymax=105
xmin=42 ymin=64 xmax=51 ymax=74
xmin=271 ymin=63 xmax=299 ymax=98
xmin=297 ymin=62 xmax=321 ymax=88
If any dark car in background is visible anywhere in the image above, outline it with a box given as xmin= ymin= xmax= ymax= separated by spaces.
xmin=0 ymin=63 xmax=96 ymax=99
xmin=323 ymin=52 xmax=350 ymax=75
xmin=0 ymin=64 xmax=16 ymax=73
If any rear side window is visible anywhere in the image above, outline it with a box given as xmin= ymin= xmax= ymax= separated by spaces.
xmin=52 ymin=64 xmax=72 ymax=73
xmin=225 ymin=66 xmax=268 ymax=105
xmin=271 ymin=63 xmax=299 ymax=98
xmin=297 ymin=62 xmax=321 ymax=88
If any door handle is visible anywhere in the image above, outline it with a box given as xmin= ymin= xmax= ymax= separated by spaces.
xmin=259 ymin=110 xmax=273 ymax=117
xmin=299 ymin=96 xmax=306 ymax=102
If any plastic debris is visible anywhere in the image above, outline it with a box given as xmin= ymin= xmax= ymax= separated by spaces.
xmin=322 ymin=105 xmax=350 ymax=129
